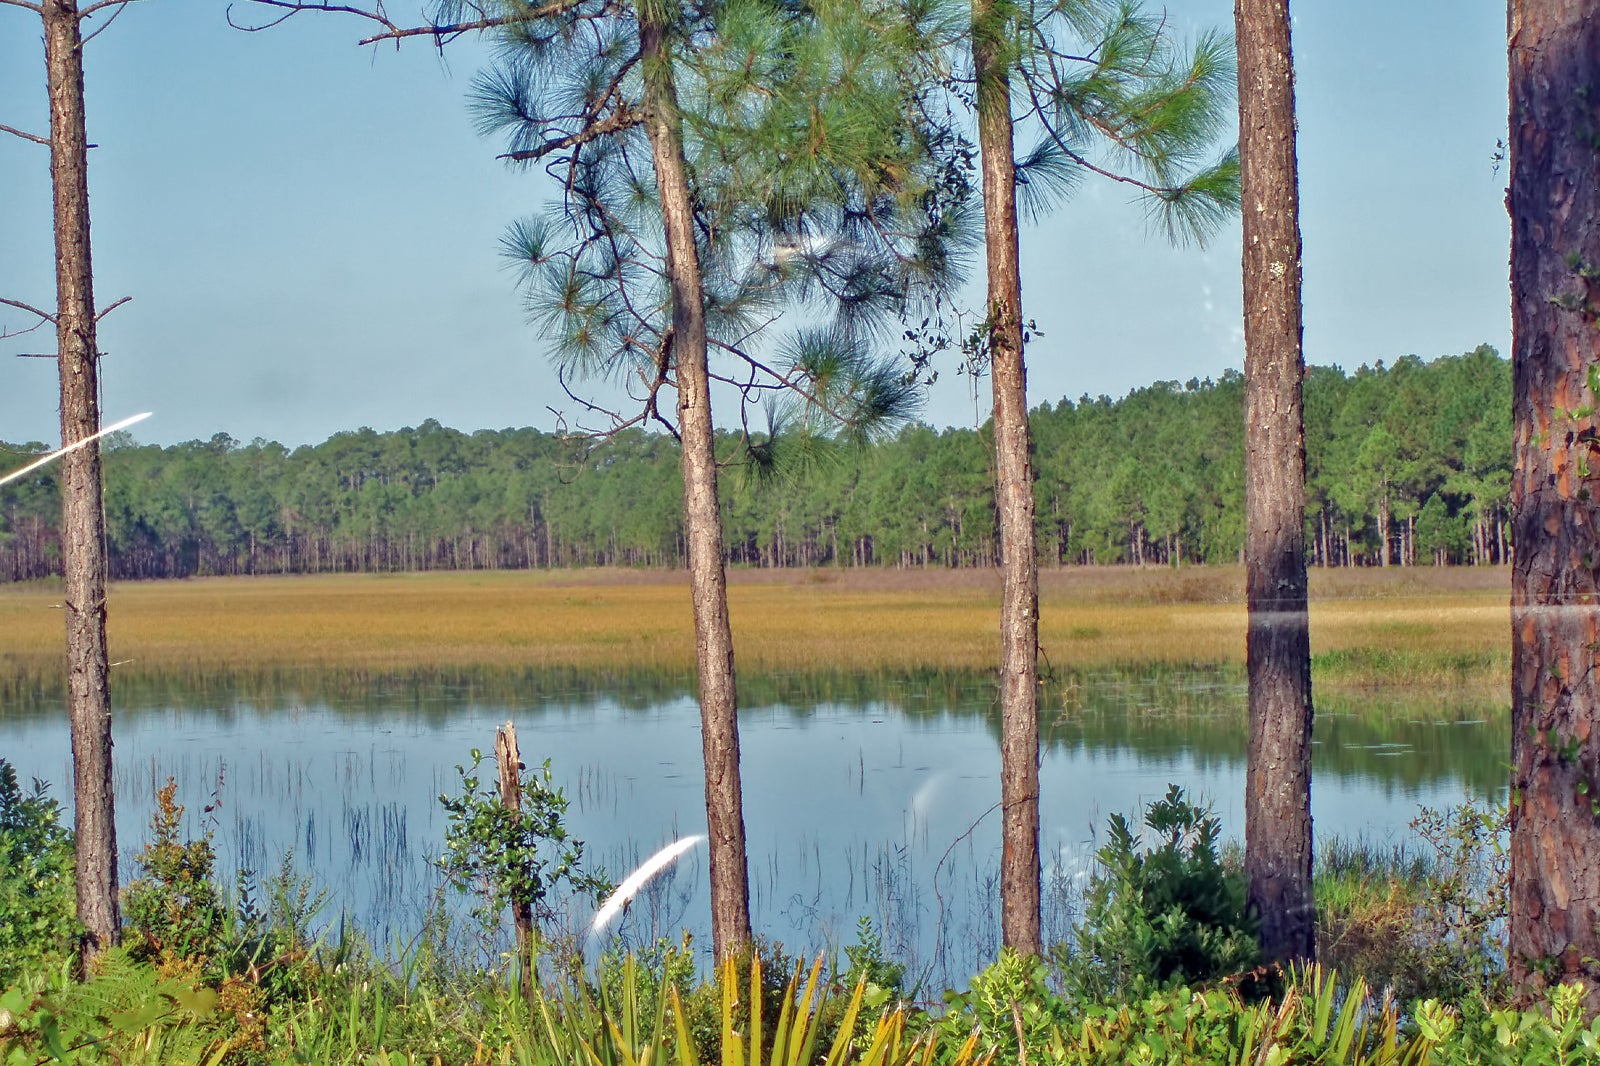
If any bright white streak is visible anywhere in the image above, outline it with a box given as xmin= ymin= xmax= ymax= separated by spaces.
xmin=589 ymin=834 xmax=705 ymax=940
xmin=0 ymin=412 xmax=152 ymax=488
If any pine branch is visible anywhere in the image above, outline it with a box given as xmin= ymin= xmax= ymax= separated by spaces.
xmin=0 ymin=319 xmax=47 ymax=343
xmin=0 ymin=122 xmax=48 ymax=146
xmin=500 ymin=106 xmax=643 ymax=163
xmin=80 ymin=0 xmax=140 ymax=20
xmin=0 ymin=297 xmax=56 ymax=325
xmin=228 ymin=0 xmax=589 ymax=47
xmin=95 ymin=295 xmax=132 ymax=321
xmin=0 ymin=0 xmax=43 ymax=11
xmin=1022 ymin=79 xmax=1189 ymax=197
xmin=81 ymin=0 xmax=140 ymax=45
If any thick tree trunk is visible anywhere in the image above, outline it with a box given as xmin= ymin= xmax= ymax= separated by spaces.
xmin=1235 ymin=0 xmax=1315 ymax=965
xmin=640 ymin=16 xmax=752 ymax=963
xmin=44 ymin=0 xmax=119 ymax=965
xmin=1508 ymin=0 xmax=1600 ymax=1009
xmin=973 ymin=0 xmax=1041 ymax=957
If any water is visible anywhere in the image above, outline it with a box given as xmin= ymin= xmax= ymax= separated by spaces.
xmin=0 ymin=665 xmax=1505 ymax=985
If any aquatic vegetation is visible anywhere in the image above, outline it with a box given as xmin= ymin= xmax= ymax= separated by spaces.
xmin=0 ymin=568 xmax=1507 ymax=696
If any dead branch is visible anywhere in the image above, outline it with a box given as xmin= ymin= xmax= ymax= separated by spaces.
xmin=80 ymin=0 xmax=141 ymax=17
xmin=93 ymin=295 xmax=131 ymax=322
xmin=0 ymin=297 xmax=56 ymax=325
xmin=0 ymin=319 xmax=46 ymax=342
xmin=81 ymin=0 xmax=140 ymax=44
xmin=501 ymin=106 xmax=642 ymax=162
xmin=0 ymin=0 xmax=43 ymax=11
xmin=0 ymin=122 xmax=49 ymax=146
xmin=228 ymin=0 xmax=587 ymax=48
xmin=227 ymin=0 xmax=406 ymax=37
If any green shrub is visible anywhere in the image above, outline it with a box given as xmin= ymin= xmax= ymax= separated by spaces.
xmin=1054 ymin=965 xmax=1428 ymax=1065
xmin=939 ymin=948 xmax=1072 ymax=1064
xmin=1316 ymin=800 xmax=1509 ymax=1006
xmin=1059 ymin=785 xmax=1257 ymax=1001
xmin=122 ymin=777 xmax=227 ymax=969
xmin=435 ymin=750 xmax=611 ymax=936
xmin=840 ymin=917 xmax=908 ymax=1001
xmin=1409 ymin=797 xmax=1509 ymax=1001
xmin=0 ymin=760 xmax=77 ymax=985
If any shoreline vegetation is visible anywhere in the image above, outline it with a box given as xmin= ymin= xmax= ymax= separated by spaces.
xmin=0 ymin=566 xmax=1508 ymax=695
xmin=0 ymin=565 xmax=1549 ymax=1063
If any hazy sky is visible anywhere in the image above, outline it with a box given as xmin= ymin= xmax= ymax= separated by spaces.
xmin=0 ymin=2 xmax=1509 ymax=448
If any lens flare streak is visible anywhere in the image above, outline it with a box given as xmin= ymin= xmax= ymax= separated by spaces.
xmin=589 ymin=833 xmax=705 ymax=940
xmin=0 ymin=411 xmax=152 ymax=488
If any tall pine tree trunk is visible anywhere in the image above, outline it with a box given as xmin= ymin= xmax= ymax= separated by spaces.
xmin=973 ymin=0 xmax=1041 ymax=957
xmin=640 ymin=15 xmax=752 ymax=963
xmin=1508 ymin=0 xmax=1600 ymax=1009
xmin=1236 ymin=0 xmax=1314 ymax=965
xmin=43 ymin=0 xmax=119 ymax=965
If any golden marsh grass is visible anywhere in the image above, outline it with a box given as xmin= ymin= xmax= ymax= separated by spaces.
xmin=0 ymin=566 xmax=1509 ymax=695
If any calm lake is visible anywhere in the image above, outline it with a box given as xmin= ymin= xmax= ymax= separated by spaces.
xmin=0 ymin=666 xmax=1505 ymax=985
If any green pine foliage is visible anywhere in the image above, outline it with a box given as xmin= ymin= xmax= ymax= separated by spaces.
xmin=0 ymin=347 xmax=1511 ymax=580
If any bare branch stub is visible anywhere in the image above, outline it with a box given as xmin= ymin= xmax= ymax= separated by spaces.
xmin=93 ymin=295 xmax=131 ymax=322
xmin=227 ymin=0 xmax=404 ymax=37
xmin=0 ymin=319 xmax=47 ymax=342
xmin=79 ymin=0 xmax=141 ymax=17
xmin=228 ymin=0 xmax=576 ymax=48
xmin=0 ymin=122 xmax=49 ymax=146
xmin=81 ymin=0 xmax=141 ymax=44
xmin=0 ymin=297 xmax=57 ymax=325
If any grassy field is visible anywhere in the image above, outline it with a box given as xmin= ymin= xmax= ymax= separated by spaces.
xmin=0 ymin=566 xmax=1509 ymax=693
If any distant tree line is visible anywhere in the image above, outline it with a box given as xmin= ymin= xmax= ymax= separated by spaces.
xmin=0 ymin=345 xmax=1508 ymax=582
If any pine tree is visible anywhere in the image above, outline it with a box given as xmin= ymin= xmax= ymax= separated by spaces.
xmin=955 ymin=0 xmax=1238 ymax=953
xmin=0 ymin=0 xmax=134 ymax=965
xmin=241 ymin=0 xmax=957 ymax=960
xmin=1507 ymin=0 xmax=1600 ymax=1011
xmin=1235 ymin=0 xmax=1313 ymax=965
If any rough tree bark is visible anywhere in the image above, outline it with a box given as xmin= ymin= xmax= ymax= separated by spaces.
xmin=1235 ymin=0 xmax=1315 ymax=965
xmin=1507 ymin=0 xmax=1600 ymax=1009
xmin=973 ymin=0 xmax=1042 ymax=957
xmin=494 ymin=721 xmax=535 ymax=993
xmin=640 ymin=14 xmax=752 ymax=963
xmin=39 ymin=0 xmax=120 ymax=965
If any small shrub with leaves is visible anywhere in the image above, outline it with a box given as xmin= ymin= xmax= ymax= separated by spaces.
xmin=836 ymin=917 xmax=910 ymax=1015
xmin=1059 ymin=784 xmax=1257 ymax=1001
xmin=0 ymin=760 xmax=77 ymax=986
xmin=436 ymin=751 xmax=611 ymax=937
xmin=122 ymin=778 xmax=227 ymax=968
xmin=939 ymin=948 xmax=1072 ymax=1064
xmin=1410 ymin=797 xmax=1509 ymax=1001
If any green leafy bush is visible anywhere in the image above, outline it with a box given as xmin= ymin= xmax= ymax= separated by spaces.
xmin=1316 ymin=799 xmax=1509 ymax=1005
xmin=1409 ymin=798 xmax=1509 ymax=1000
xmin=840 ymin=917 xmax=908 ymax=1001
xmin=122 ymin=778 xmax=227 ymax=969
xmin=0 ymin=760 xmax=77 ymax=986
xmin=938 ymin=948 xmax=1072 ymax=1064
xmin=1059 ymin=785 xmax=1257 ymax=1000
xmin=435 ymin=750 xmax=611 ymax=936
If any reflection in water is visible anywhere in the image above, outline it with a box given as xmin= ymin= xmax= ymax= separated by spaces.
xmin=0 ymin=664 xmax=1503 ymax=985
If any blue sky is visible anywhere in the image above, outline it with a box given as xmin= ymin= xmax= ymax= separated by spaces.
xmin=0 ymin=1 xmax=1509 ymax=448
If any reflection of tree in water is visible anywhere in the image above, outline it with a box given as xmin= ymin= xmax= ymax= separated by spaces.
xmin=0 ymin=663 xmax=1503 ymax=797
